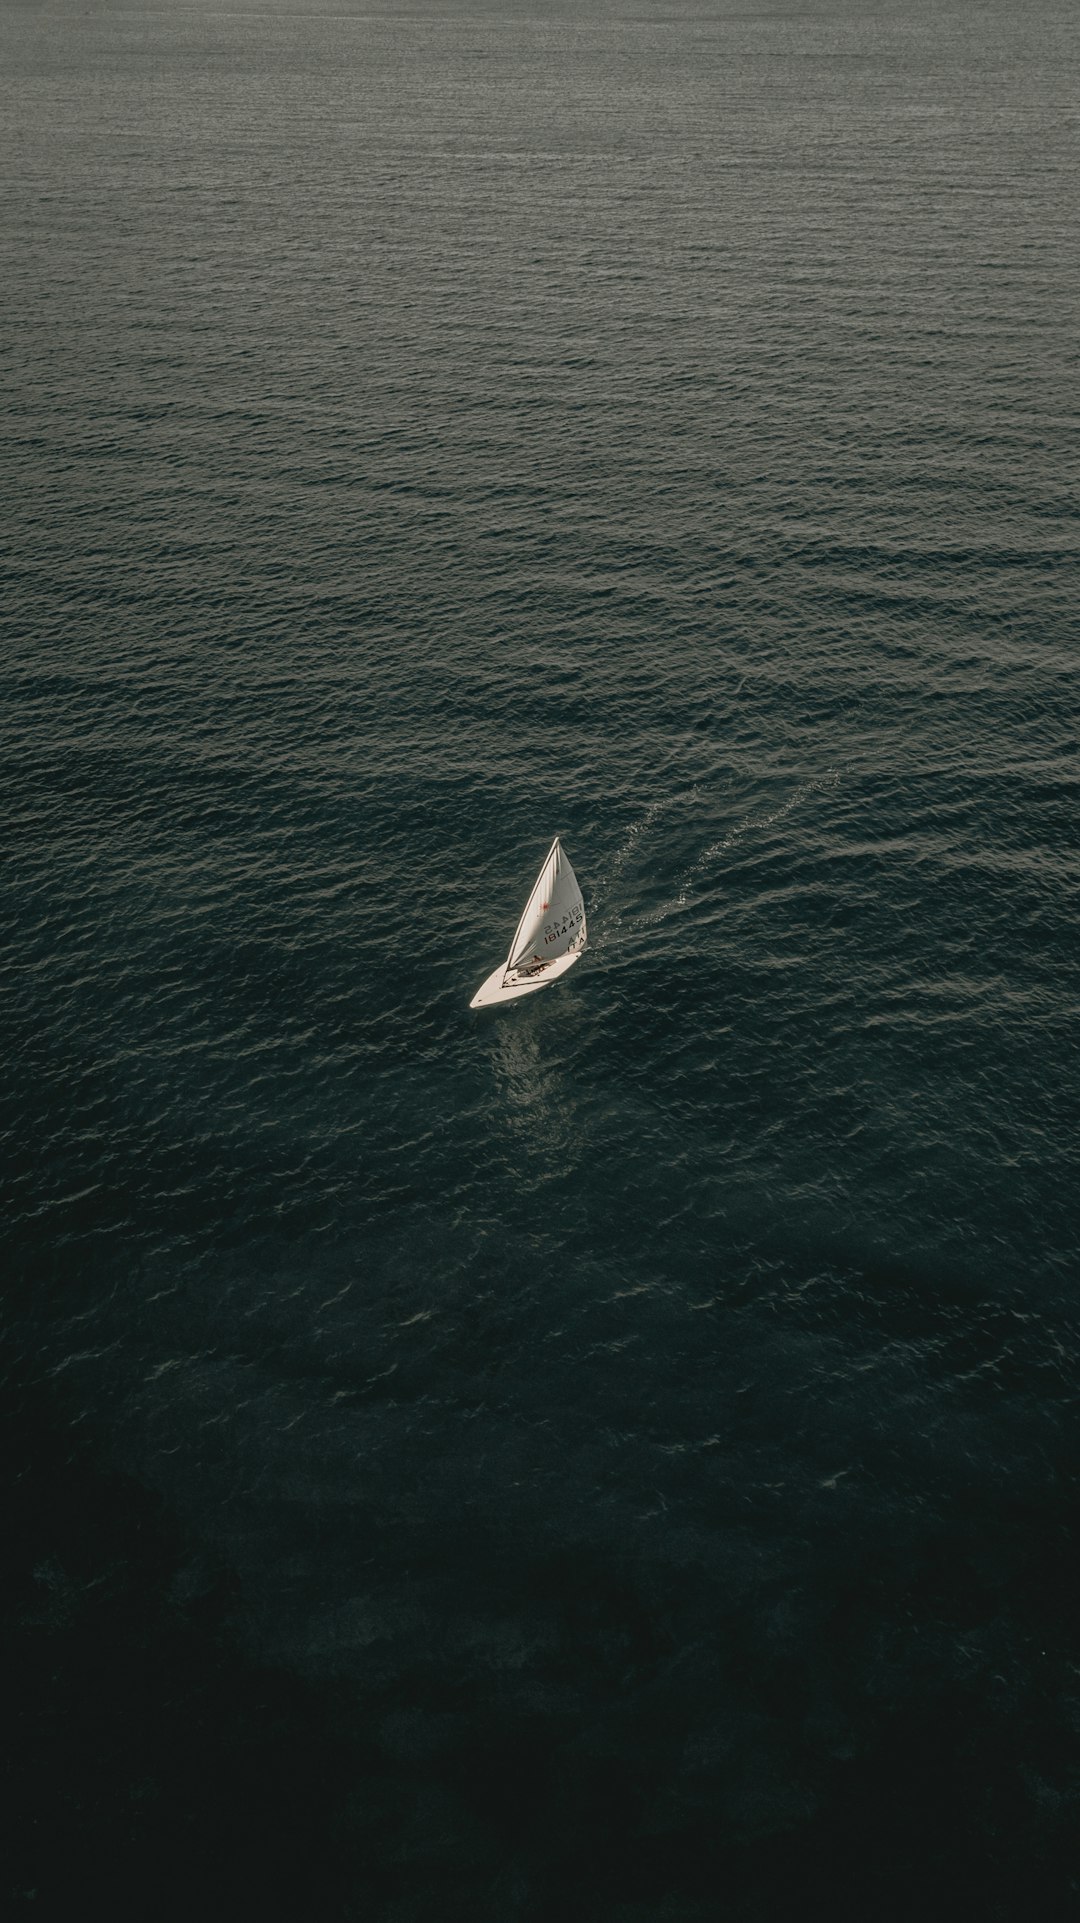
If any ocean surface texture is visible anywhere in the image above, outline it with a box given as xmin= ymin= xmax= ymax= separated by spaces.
xmin=3 ymin=2 xmax=1078 ymax=1916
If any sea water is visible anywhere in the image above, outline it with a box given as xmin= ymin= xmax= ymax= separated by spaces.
xmin=3 ymin=3 xmax=1079 ymax=1915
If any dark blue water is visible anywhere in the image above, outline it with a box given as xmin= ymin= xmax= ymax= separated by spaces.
xmin=4 ymin=3 xmax=1079 ymax=1915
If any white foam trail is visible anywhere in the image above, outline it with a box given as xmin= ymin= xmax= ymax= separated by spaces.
xmin=644 ymin=771 xmax=840 ymax=926
xmin=589 ymin=788 xmax=699 ymax=951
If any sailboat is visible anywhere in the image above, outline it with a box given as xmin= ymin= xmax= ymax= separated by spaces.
xmin=470 ymin=837 xmax=588 ymax=1008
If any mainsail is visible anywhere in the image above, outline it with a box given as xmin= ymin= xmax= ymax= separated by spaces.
xmin=506 ymin=838 xmax=587 ymax=978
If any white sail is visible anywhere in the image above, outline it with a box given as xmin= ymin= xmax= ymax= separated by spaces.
xmin=507 ymin=838 xmax=587 ymax=974
xmin=469 ymin=837 xmax=588 ymax=1008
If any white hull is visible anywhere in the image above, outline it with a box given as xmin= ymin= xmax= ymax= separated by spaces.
xmin=470 ymin=948 xmax=583 ymax=1009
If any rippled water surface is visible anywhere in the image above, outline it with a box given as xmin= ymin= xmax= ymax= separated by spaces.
xmin=3 ymin=2 xmax=1079 ymax=1915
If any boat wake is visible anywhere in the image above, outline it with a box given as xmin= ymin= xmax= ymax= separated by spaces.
xmin=586 ymin=790 xmax=701 ymax=955
xmin=643 ymin=771 xmax=841 ymax=928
